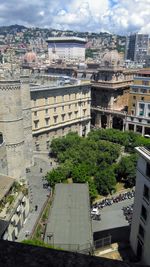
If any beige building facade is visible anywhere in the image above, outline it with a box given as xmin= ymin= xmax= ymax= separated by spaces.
xmin=126 ymin=70 xmax=150 ymax=136
xmin=30 ymin=78 xmax=91 ymax=152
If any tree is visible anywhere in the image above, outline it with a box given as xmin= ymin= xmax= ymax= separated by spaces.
xmin=116 ymin=154 xmax=138 ymax=187
xmin=72 ymin=163 xmax=90 ymax=183
xmin=95 ymin=164 xmax=116 ymax=195
xmin=45 ymin=168 xmax=66 ymax=187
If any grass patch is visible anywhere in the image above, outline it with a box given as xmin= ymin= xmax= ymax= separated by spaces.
xmin=116 ymin=182 xmax=125 ymax=192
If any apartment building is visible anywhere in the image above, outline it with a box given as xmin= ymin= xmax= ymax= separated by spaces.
xmin=126 ymin=70 xmax=150 ymax=136
xmin=130 ymin=147 xmax=150 ymax=264
xmin=47 ymin=37 xmax=86 ymax=62
xmin=30 ymin=76 xmax=91 ymax=151
xmin=125 ymin=34 xmax=149 ymax=63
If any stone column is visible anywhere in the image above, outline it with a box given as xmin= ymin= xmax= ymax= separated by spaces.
xmin=95 ymin=113 xmax=101 ymax=128
xmin=108 ymin=95 xmax=114 ymax=109
xmin=107 ymin=114 xmax=112 ymax=128
xmin=142 ymin=126 xmax=145 ymax=136
xmin=134 ymin=124 xmax=136 ymax=132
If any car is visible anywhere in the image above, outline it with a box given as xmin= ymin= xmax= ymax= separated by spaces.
xmin=144 ymin=134 xmax=150 ymax=138
xmin=91 ymin=208 xmax=99 ymax=215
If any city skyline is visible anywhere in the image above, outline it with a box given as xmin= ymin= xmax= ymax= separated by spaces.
xmin=0 ymin=0 xmax=150 ymax=35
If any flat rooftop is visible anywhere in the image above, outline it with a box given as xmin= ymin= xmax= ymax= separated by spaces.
xmin=135 ymin=147 xmax=150 ymax=162
xmin=45 ymin=183 xmax=93 ymax=252
xmin=46 ymin=37 xmax=86 ymax=44
xmin=0 ymin=174 xmax=15 ymax=201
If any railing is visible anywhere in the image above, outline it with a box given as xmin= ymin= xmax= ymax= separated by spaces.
xmin=92 ymin=106 xmax=127 ymax=116
xmin=92 ymin=80 xmax=132 ymax=88
xmin=45 ymin=241 xmax=93 ymax=254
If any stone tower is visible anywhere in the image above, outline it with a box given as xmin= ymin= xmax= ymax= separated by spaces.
xmin=0 ymin=79 xmax=26 ymax=180
xmin=20 ymin=72 xmax=33 ymax=167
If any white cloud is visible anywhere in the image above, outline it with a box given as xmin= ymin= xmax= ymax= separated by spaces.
xmin=0 ymin=0 xmax=149 ymax=34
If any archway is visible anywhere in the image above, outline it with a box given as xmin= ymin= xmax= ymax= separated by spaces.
xmin=112 ymin=117 xmax=123 ymax=130
xmin=101 ymin=115 xmax=107 ymax=128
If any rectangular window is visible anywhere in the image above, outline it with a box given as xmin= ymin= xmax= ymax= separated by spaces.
xmin=45 ymin=118 xmax=49 ymax=126
xmin=143 ymin=184 xmax=149 ymax=202
xmin=141 ymin=97 xmax=145 ymax=101
xmin=54 ymin=107 xmax=57 ymax=113
xmin=139 ymin=224 xmax=145 ymax=240
xmin=45 ymin=109 xmax=48 ymax=114
xmin=62 ymin=106 xmax=64 ymax=112
xmin=142 ymin=80 xmax=149 ymax=86
xmin=83 ymin=109 xmax=86 ymax=116
xmin=34 ymin=111 xmax=37 ymax=116
xmin=68 ymin=113 xmax=72 ymax=119
xmin=34 ymin=121 xmax=39 ymax=129
xmin=36 ymin=144 xmax=40 ymax=151
xmin=69 ymin=104 xmax=71 ymax=110
xmin=133 ymin=96 xmax=136 ymax=100
xmin=62 ymin=114 xmax=65 ymax=121
xmin=146 ymin=163 xmax=150 ymax=178
xmin=54 ymin=117 xmax=57 ymax=124
xmin=62 ymin=95 xmax=64 ymax=101
xmin=141 ymin=205 xmax=147 ymax=222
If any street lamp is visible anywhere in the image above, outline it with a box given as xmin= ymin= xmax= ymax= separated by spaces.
xmin=47 ymin=232 xmax=54 ymax=247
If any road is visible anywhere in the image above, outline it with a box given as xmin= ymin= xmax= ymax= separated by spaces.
xmin=16 ymin=156 xmax=56 ymax=242
xmin=92 ymin=198 xmax=134 ymax=233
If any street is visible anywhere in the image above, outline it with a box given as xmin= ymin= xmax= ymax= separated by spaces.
xmin=16 ymin=156 xmax=55 ymax=242
xmin=92 ymin=198 xmax=134 ymax=233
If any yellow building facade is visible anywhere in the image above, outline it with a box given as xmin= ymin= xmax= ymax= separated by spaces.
xmin=30 ymin=80 xmax=91 ymax=151
xmin=126 ymin=70 xmax=150 ymax=135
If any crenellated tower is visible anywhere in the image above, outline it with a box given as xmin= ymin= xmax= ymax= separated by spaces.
xmin=20 ymin=72 xmax=33 ymax=167
xmin=0 ymin=79 xmax=26 ymax=180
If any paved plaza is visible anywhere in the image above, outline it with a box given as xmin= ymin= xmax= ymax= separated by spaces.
xmin=92 ymin=198 xmax=134 ymax=233
xmin=17 ymin=155 xmax=56 ymax=242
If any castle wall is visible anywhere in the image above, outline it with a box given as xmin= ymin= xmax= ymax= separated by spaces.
xmin=0 ymin=143 xmax=8 ymax=175
xmin=0 ymin=81 xmax=26 ymax=180
xmin=20 ymin=75 xmax=33 ymax=167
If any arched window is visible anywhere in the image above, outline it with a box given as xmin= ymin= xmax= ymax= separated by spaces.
xmin=0 ymin=133 xmax=3 ymax=144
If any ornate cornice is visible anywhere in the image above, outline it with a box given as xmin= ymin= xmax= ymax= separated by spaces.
xmin=0 ymin=84 xmax=20 ymax=90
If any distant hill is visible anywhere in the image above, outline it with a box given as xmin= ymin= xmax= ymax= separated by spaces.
xmin=0 ymin=24 xmax=126 ymax=43
xmin=0 ymin=24 xmax=27 ymax=35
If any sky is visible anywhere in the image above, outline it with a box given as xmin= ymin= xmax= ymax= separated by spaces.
xmin=0 ymin=0 xmax=150 ymax=35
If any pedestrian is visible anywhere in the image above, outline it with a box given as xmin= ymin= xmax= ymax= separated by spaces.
xmin=40 ymin=168 xmax=43 ymax=173
xmin=35 ymin=205 xmax=38 ymax=211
